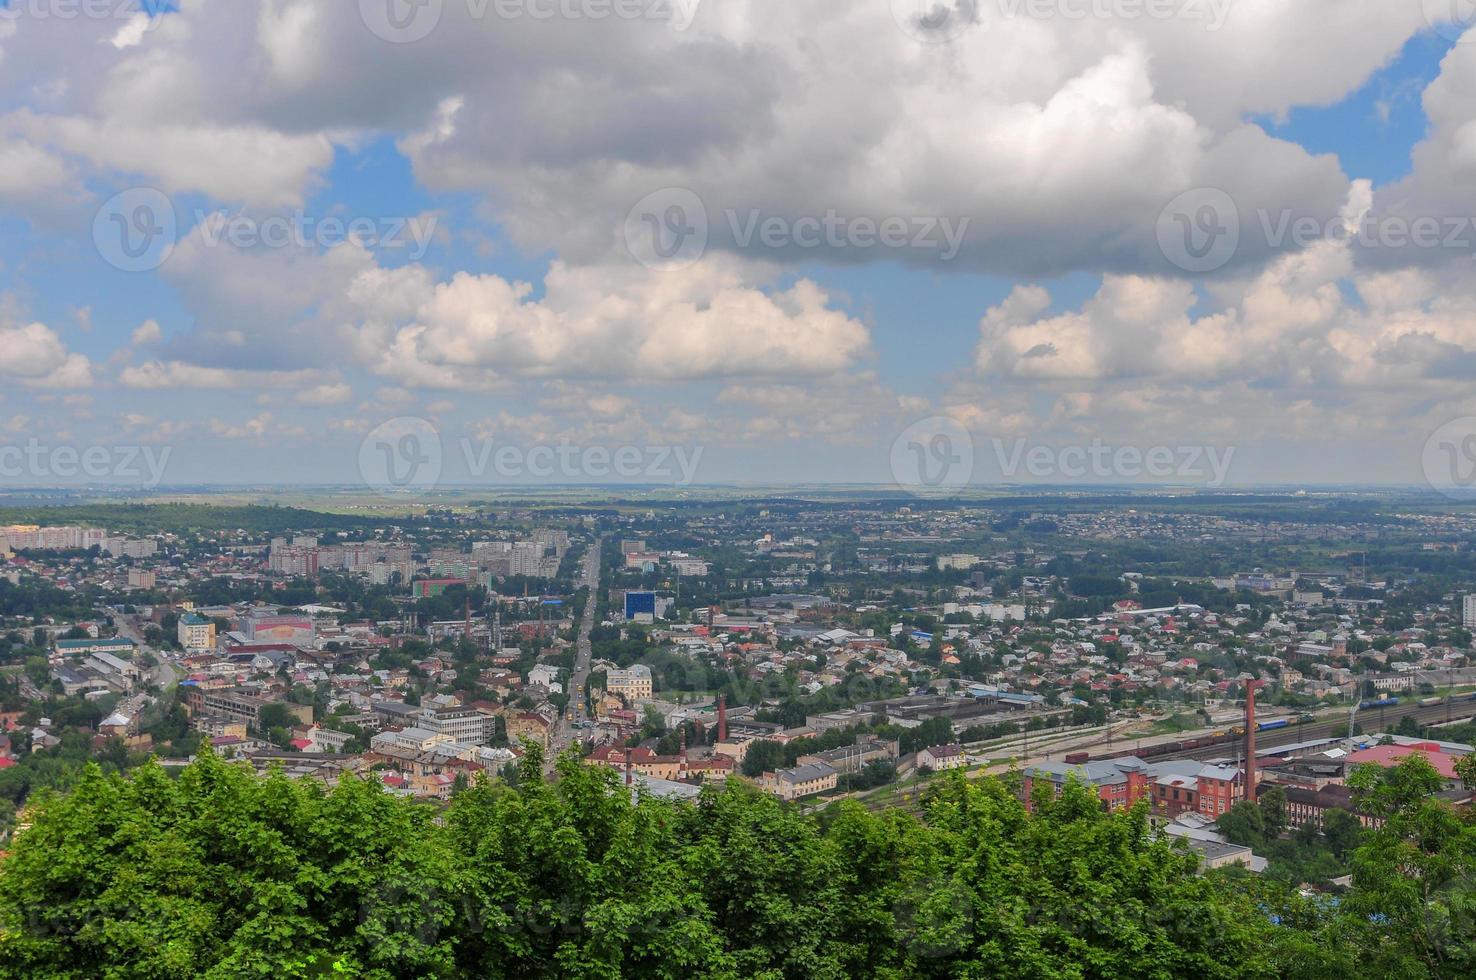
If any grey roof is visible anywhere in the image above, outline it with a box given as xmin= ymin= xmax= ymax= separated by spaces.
xmin=778 ymin=761 xmax=838 ymax=784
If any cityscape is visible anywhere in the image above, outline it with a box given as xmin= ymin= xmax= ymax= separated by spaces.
xmin=2 ymin=490 xmax=1476 ymax=973
xmin=5 ymin=1 xmax=1476 ymax=977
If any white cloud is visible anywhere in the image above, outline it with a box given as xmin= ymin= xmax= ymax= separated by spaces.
xmin=119 ymin=360 xmax=334 ymax=390
xmin=294 ymin=382 xmax=353 ymax=406
xmin=131 ymin=319 xmax=163 ymax=345
xmin=0 ymin=321 xmax=93 ymax=388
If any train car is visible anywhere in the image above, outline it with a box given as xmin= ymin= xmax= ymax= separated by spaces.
xmin=1137 ymin=741 xmax=1181 ymax=759
xmin=1257 ymin=719 xmax=1289 ymax=732
xmin=1421 ymin=696 xmax=1445 ymax=707
xmin=1359 ymin=697 xmax=1399 ymax=709
xmin=1063 ymin=751 xmax=1091 ymax=765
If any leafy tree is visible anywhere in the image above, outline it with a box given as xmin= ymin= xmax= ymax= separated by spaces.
xmin=2 ymin=750 xmax=1472 ymax=978
xmin=1258 ymin=785 xmax=1289 ymax=840
xmin=1218 ymin=800 xmax=1266 ymax=847
xmin=1336 ymin=756 xmax=1476 ymax=977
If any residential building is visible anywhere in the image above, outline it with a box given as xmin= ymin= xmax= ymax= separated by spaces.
xmin=184 ymin=687 xmax=313 ymax=729
xmin=917 ymin=743 xmax=968 ymax=771
xmin=607 ymin=664 xmax=654 ymax=702
xmin=178 ymin=612 xmax=216 ymax=650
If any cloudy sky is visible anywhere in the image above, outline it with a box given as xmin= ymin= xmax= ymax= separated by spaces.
xmin=3 ymin=0 xmax=1476 ymax=489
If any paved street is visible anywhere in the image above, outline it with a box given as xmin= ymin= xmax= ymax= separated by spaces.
xmin=552 ymin=537 xmax=602 ymax=760
xmin=109 ymin=609 xmax=178 ymax=691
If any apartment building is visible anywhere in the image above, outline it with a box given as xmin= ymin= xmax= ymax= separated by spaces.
xmin=606 ymin=664 xmax=654 ymax=702
xmin=178 ymin=612 xmax=216 ymax=650
xmin=184 ymin=688 xmax=313 ymax=729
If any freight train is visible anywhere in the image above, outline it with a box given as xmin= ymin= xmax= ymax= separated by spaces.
xmin=1067 ymin=728 xmax=1248 ymax=765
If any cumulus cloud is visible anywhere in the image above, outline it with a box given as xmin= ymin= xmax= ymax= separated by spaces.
xmin=967 ymin=189 xmax=1476 ymax=462
xmin=0 ymin=320 xmax=93 ymax=388
xmin=0 ymin=1 xmax=1434 ymax=275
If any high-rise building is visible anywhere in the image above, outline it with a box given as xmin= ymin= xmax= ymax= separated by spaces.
xmin=1463 ymin=594 xmax=1476 ymax=629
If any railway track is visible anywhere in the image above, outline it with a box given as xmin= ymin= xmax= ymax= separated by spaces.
xmin=1101 ymin=699 xmax=1476 ymax=764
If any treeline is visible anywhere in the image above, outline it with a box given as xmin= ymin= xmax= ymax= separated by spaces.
xmin=0 ymin=504 xmax=381 ymax=536
xmin=3 ymin=749 xmax=1475 ymax=978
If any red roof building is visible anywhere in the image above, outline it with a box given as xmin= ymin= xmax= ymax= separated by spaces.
xmin=1346 ymin=741 xmax=1463 ymax=782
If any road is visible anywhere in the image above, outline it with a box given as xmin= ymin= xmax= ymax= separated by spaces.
xmin=109 ymin=610 xmax=178 ymax=690
xmin=552 ymin=537 xmax=602 ymax=760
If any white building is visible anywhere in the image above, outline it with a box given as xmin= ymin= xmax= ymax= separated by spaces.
xmin=607 ymin=664 xmax=653 ymax=702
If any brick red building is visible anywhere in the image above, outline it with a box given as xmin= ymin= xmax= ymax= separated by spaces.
xmin=1023 ymin=757 xmax=1244 ymax=819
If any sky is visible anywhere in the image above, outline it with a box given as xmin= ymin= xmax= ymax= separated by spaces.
xmin=3 ymin=1 xmax=1476 ymax=491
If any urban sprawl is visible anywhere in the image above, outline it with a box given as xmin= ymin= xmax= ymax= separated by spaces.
xmin=3 ymin=494 xmax=1476 ymax=888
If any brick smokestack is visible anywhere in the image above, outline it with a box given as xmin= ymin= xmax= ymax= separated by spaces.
xmin=625 ymin=748 xmax=632 ymax=787
xmin=1244 ymin=680 xmax=1262 ymax=805
xmin=717 ymin=695 xmax=727 ymax=743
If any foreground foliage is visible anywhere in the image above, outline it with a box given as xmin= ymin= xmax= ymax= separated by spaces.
xmin=0 ymin=749 xmax=1471 ymax=978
